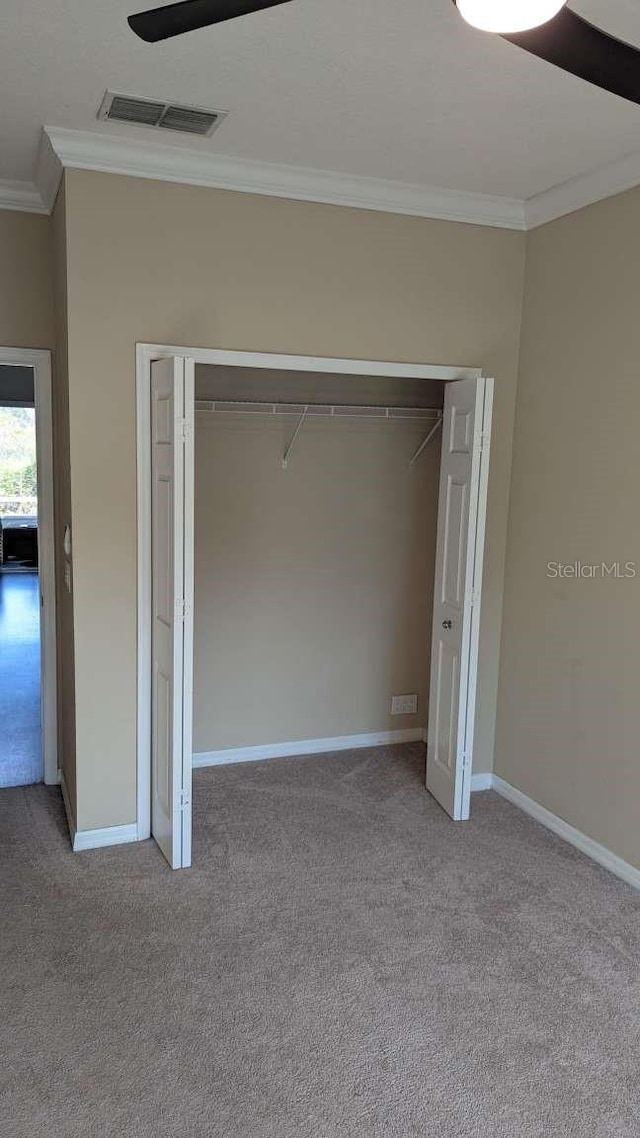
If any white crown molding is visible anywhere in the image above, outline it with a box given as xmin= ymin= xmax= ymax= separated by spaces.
xmin=525 ymin=147 xmax=640 ymax=229
xmin=35 ymin=130 xmax=63 ymax=214
xmin=5 ymin=125 xmax=640 ymax=232
xmin=0 ymin=177 xmax=48 ymax=215
xmin=43 ymin=125 xmax=526 ymax=230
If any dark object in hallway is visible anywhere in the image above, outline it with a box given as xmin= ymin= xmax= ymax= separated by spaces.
xmin=0 ymin=518 xmax=38 ymax=568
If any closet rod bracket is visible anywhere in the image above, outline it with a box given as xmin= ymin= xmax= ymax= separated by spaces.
xmin=282 ymin=405 xmax=309 ymax=469
xmin=409 ymin=412 xmax=443 ymax=467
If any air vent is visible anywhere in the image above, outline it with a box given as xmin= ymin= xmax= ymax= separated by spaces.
xmin=158 ymin=105 xmax=219 ymax=135
xmin=98 ymin=92 xmax=227 ymax=138
xmin=106 ymin=95 xmax=165 ymax=127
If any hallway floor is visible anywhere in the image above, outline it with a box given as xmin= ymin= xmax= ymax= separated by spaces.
xmin=2 ymin=744 xmax=639 ymax=1137
xmin=0 ymin=570 xmax=41 ymax=786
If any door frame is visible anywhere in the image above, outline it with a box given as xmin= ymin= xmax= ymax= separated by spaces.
xmin=0 ymin=347 xmax=57 ymax=785
xmin=135 ymin=343 xmax=482 ymax=843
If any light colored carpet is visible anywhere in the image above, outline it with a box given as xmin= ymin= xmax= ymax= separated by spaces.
xmin=2 ymin=743 xmax=639 ymax=1137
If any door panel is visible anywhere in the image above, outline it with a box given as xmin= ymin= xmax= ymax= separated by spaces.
xmin=150 ymin=356 xmax=194 ymax=869
xmin=441 ymin=476 xmax=468 ymax=610
xmin=432 ymin=638 xmax=460 ymax=775
xmin=426 ymin=377 xmax=493 ymax=821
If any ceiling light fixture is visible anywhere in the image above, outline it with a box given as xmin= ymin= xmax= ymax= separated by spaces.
xmin=455 ymin=0 xmax=566 ymax=34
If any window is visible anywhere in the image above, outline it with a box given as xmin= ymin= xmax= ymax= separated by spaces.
xmin=0 ymin=406 xmax=37 ymax=518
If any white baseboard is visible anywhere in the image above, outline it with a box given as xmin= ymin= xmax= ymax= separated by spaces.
xmin=491 ymin=775 xmax=640 ymax=892
xmin=193 ymin=727 xmax=426 ymax=769
xmin=194 ymin=734 xmax=497 ymax=795
xmin=72 ymin=823 xmax=139 ymax=852
xmin=59 ymin=768 xmax=76 ymax=848
xmin=59 ymin=767 xmax=138 ymax=851
xmin=470 ymin=771 xmax=493 ymax=792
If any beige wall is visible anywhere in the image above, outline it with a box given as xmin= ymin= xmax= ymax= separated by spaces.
xmin=7 ymin=167 xmax=640 ymax=870
xmin=62 ymin=167 xmax=525 ymax=829
xmin=0 ymin=210 xmax=54 ymax=350
xmin=51 ymin=186 xmax=76 ymax=818
xmin=194 ymin=413 xmax=440 ymax=751
xmin=195 ymin=364 xmax=445 ymax=408
xmin=495 ymin=187 xmax=640 ymax=871
xmin=0 ymin=208 xmax=72 ymax=804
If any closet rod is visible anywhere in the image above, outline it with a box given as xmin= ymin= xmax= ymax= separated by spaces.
xmin=195 ymin=399 xmax=442 ymax=420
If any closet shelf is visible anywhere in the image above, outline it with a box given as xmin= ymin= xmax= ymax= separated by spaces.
xmin=194 ymin=400 xmax=443 ymax=469
xmin=195 ymin=399 xmax=442 ymax=419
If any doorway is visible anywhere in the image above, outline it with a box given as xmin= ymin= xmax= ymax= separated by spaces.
xmin=136 ymin=346 xmax=492 ymax=869
xmin=0 ymin=349 xmax=57 ymax=787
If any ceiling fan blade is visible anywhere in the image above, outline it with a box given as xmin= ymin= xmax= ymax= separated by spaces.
xmin=129 ymin=0 xmax=292 ymax=43
xmin=502 ymin=7 xmax=640 ymax=105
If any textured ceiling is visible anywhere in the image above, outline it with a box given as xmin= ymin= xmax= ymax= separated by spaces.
xmin=2 ymin=0 xmax=640 ymax=199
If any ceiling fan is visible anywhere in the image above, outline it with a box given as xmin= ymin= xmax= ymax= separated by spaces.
xmin=128 ymin=0 xmax=640 ymax=108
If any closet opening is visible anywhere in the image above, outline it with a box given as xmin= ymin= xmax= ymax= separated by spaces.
xmin=136 ymin=347 xmax=492 ymax=870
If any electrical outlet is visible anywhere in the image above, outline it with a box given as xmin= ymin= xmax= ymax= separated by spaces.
xmin=391 ymin=693 xmax=418 ymax=716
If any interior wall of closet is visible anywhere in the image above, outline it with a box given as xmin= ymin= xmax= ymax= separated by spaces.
xmin=192 ymin=365 xmax=445 ymax=755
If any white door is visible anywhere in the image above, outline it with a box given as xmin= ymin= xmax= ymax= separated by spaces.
xmin=426 ymin=376 xmax=493 ymax=821
xmin=151 ymin=356 xmax=194 ymax=869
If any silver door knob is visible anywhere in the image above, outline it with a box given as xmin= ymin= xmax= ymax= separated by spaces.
xmin=442 ymin=619 xmax=453 ymax=630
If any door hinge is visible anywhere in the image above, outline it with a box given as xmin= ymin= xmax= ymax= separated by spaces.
xmin=475 ymin=429 xmax=490 ymax=456
xmin=174 ymin=597 xmax=190 ymax=622
xmin=462 ymin=752 xmax=471 ymax=772
xmin=469 ymin=586 xmax=480 ymax=609
xmin=178 ymin=418 xmax=192 ymax=444
xmin=178 ymin=788 xmax=190 ymax=810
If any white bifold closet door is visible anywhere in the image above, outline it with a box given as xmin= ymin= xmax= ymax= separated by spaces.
xmin=150 ymin=356 xmax=194 ymax=869
xmin=426 ymin=376 xmax=493 ymax=822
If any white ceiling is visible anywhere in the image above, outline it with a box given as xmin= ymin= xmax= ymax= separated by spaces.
xmin=3 ymin=0 xmax=640 ymax=202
